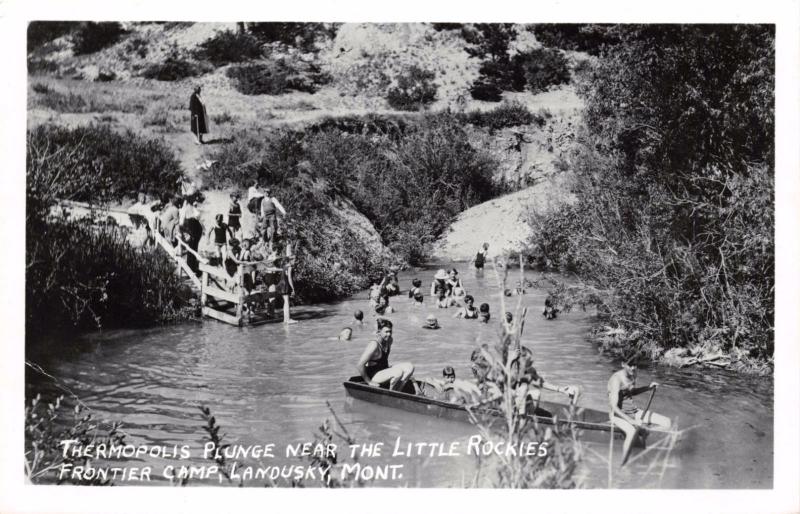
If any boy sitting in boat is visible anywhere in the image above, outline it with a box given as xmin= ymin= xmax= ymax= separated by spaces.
xmin=356 ymin=320 xmax=414 ymax=392
xmin=419 ymin=366 xmax=482 ymax=405
xmin=608 ymin=355 xmax=671 ymax=465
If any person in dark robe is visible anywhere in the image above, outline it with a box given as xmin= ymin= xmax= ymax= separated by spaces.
xmin=189 ymin=86 xmax=209 ymax=145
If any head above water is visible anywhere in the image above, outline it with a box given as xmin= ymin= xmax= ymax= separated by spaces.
xmin=479 ymin=303 xmax=490 ymax=313
xmin=505 ymin=312 xmax=513 ymax=323
xmin=483 ymin=242 xmax=489 ymax=250
xmin=425 ymin=314 xmax=439 ymax=328
xmin=376 ymin=317 xmax=392 ymax=331
xmin=339 ymin=327 xmax=352 ymax=340
xmin=442 ymin=366 xmax=456 ymax=382
xmin=412 ymin=278 xmax=422 ymax=288
xmin=354 ymin=310 xmax=364 ymax=321
xmin=464 ymin=295 xmax=474 ymax=304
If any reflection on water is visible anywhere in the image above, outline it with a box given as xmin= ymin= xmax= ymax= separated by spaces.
xmin=28 ymin=267 xmax=773 ymax=488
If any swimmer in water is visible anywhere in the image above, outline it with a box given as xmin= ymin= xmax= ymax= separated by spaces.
xmin=338 ymin=327 xmax=353 ymax=341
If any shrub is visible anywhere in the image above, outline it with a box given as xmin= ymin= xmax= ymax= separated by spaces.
xmin=72 ymin=22 xmax=127 ymax=55
xmin=27 ymin=58 xmax=59 ymax=75
xmin=431 ymin=23 xmax=464 ymax=32
xmin=247 ymin=22 xmax=337 ymax=52
xmin=31 ymin=82 xmax=52 ymax=94
xmin=226 ymin=60 xmax=327 ymax=95
xmin=27 ymin=124 xmax=183 ymax=204
xmin=142 ymin=55 xmax=211 ymax=81
xmin=125 ymin=36 xmax=149 ymax=58
xmin=386 ymin=66 xmax=437 ymax=111
xmin=469 ymin=79 xmax=503 ymax=102
xmin=512 ymin=48 xmax=571 ymax=93
xmin=226 ymin=62 xmax=288 ymax=95
xmin=530 ymin=24 xmax=618 ymax=55
xmin=27 ymin=21 xmax=78 ymax=50
xmin=26 ymin=219 xmax=192 ymax=342
xmin=194 ymin=30 xmax=263 ymax=66
xmin=462 ymin=101 xmax=536 ymax=131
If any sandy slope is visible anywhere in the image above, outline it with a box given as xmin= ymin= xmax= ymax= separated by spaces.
xmin=431 ymin=171 xmax=576 ymax=262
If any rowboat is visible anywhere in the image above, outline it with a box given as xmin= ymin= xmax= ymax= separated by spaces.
xmin=344 ymin=376 xmax=670 ymax=448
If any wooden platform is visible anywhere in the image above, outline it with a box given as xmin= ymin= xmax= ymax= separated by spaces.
xmin=56 ymin=199 xmax=289 ymax=327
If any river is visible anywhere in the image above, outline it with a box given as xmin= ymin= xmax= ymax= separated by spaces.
xmin=27 ymin=267 xmax=773 ymax=488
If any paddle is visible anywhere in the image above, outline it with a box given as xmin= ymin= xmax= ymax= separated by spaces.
xmin=621 ymin=386 xmax=657 ymax=466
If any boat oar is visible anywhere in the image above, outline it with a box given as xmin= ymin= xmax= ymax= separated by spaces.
xmin=621 ymin=386 xmax=657 ymax=466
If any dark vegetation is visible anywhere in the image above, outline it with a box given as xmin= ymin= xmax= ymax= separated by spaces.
xmin=193 ymin=30 xmax=264 ymax=66
xmin=26 ymin=125 xmax=190 ymax=349
xmin=29 ymin=86 xmax=149 ymax=114
xmin=27 ymin=21 xmax=78 ymax=50
xmin=72 ymin=22 xmax=128 ymax=55
xmin=460 ymin=101 xmax=546 ymax=132
xmin=526 ymin=25 xmax=775 ymax=369
xmin=142 ymin=53 xmax=212 ymax=81
xmin=385 ymin=66 xmax=437 ymax=111
xmin=245 ymin=22 xmax=338 ymax=52
xmin=28 ymin=125 xmax=182 ymax=204
xmin=464 ymin=24 xmax=572 ymax=101
xmin=226 ymin=60 xmax=330 ymax=95
xmin=204 ymin=112 xmax=499 ymax=272
xmin=530 ymin=24 xmax=619 ymax=55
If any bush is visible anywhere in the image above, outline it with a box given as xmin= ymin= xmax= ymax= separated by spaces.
xmin=194 ymin=30 xmax=263 ymax=66
xmin=27 ymin=58 xmax=59 ymax=75
xmin=528 ymin=25 xmax=775 ymax=368
xmin=386 ymin=66 xmax=437 ymax=111
xmin=27 ymin=21 xmax=78 ymax=50
xmin=247 ymin=22 xmax=337 ymax=52
xmin=512 ymin=48 xmax=571 ymax=93
xmin=531 ymin=24 xmax=618 ymax=55
xmin=142 ymin=55 xmax=211 ymax=81
xmin=204 ymin=112 xmax=499 ymax=278
xmin=431 ymin=23 xmax=464 ymax=32
xmin=469 ymin=79 xmax=503 ymax=102
xmin=26 ymin=219 xmax=192 ymax=343
xmin=31 ymin=82 xmax=52 ymax=94
xmin=125 ymin=36 xmax=149 ymax=58
xmin=226 ymin=60 xmax=328 ymax=95
xmin=72 ymin=22 xmax=127 ymax=55
xmin=461 ymin=101 xmax=538 ymax=131
xmin=27 ymin=124 xmax=182 ymax=205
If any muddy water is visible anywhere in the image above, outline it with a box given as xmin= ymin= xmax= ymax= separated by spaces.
xmin=29 ymin=267 xmax=773 ymax=488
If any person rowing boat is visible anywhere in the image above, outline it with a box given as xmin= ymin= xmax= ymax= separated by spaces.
xmin=356 ymin=320 xmax=414 ymax=391
xmin=608 ymin=355 xmax=672 ymax=465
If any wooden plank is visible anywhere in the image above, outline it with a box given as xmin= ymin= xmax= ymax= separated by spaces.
xmin=205 ymin=285 xmax=240 ymax=303
xmin=202 ymin=306 xmax=242 ymax=326
xmin=177 ymin=239 xmax=209 ymax=264
xmin=176 ymin=257 xmax=201 ymax=290
xmin=199 ymin=263 xmax=232 ymax=281
xmin=201 ymin=272 xmax=208 ymax=306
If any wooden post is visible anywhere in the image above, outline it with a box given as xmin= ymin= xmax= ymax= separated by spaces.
xmin=201 ymin=271 xmax=208 ymax=308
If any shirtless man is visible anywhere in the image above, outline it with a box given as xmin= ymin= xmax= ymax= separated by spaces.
xmin=356 ymin=321 xmax=414 ymax=391
xmin=420 ymin=366 xmax=482 ymax=405
xmin=608 ymin=356 xmax=671 ymax=465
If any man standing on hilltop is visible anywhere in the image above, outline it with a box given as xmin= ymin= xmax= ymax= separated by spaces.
xmin=189 ymin=85 xmax=209 ymax=145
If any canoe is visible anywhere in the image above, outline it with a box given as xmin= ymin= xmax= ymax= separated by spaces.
xmin=343 ymin=376 xmax=670 ymax=448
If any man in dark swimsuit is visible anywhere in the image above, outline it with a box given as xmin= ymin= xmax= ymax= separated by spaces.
xmin=356 ymin=320 xmax=414 ymax=391
xmin=608 ymin=356 xmax=671 ymax=465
